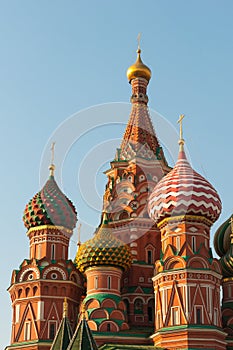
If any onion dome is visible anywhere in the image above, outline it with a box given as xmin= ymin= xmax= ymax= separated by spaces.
xmin=76 ymin=214 xmax=132 ymax=273
xmin=127 ymin=48 xmax=151 ymax=83
xmin=148 ymin=118 xmax=222 ymax=224
xmin=214 ymin=216 xmax=232 ymax=257
xmin=214 ymin=217 xmax=233 ymax=277
xmin=23 ymin=165 xmax=77 ymax=230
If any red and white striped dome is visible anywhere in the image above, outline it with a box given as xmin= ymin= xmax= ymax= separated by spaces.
xmin=148 ymin=148 xmax=222 ymax=224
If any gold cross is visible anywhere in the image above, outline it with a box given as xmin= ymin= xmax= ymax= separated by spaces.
xmin=177 ymin=114 xmax=185 ymax=141
xmin=137 ymin=33 xmax=141 ymax=51
xmin=51 ymin=142 xmax=55 ymax=164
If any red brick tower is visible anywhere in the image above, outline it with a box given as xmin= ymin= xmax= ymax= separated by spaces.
xmin=6 ymin=161 xmax=84 ymax=350
xmin=76 ymin=213 xmax=132 ymax=345
xmin=148 ymin=117 xmax=226 ymax=349
xmin=103 ymin=46 xmax=171 ymax=328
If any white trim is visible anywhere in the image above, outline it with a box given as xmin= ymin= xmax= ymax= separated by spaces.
xmin=171 ymin=306 xmax=180 ymax=325
xmin=37 ymin=301 xmax=44 ymax=320
xmin=24 ymin=321 xmax=31 ymax=341
xmin=15 ymin=304 xmax=20 ymax=323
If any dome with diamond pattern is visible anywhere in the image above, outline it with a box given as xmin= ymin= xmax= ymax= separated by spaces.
xmin=23 ymin=168 xmax=77 ymax=231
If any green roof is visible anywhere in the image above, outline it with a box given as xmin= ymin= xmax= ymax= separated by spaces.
xmin=99 ymin=345 xmax=162 ymax=350
xmin=67 ymin=317 xmax=98 ymax=350
xmin=50 ymin=315 xmax=73 ymax=350
xmin=85 ymin=293 xmax=121 ymax=305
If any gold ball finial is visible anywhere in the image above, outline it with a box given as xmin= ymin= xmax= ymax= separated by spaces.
xmin=126 ymin=35 xmax=151 ymax=83
xmin=81 ymin=302 xmax=86 ymax=320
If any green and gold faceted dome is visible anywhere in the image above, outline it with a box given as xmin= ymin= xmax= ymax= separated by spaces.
xmin=76 ymin=214 xmax=132 ymax=273
xmin=127 ymin=48 xmax=151 ymax=83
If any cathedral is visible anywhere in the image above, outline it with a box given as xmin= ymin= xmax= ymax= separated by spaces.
xmin=5 ymin=46 xmax=233 ymax=350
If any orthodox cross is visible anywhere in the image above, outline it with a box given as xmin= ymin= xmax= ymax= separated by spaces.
xmin=137 ymin=33 xmax=141 ymax=51
xmin=51 ymin=142 xmax=55 ymax=164
xmin=177 ymin=114 xmax=185 ymax=141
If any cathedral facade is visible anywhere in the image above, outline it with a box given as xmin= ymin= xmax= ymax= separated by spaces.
xmin=5 ymin=47 xmax=233 ymax=350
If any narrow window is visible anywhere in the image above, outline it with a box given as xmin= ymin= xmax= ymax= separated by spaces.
xmin=49 ymin=322 xmax=56 ymax=339
xmin=196 ymin=307 xmax=202 ymax=324
xmin=172 ymin=307 xmax=180 ymax=325
xmin=51 ymin=244 xmax=56 ymax=260
xmin=107 ymin=323 xmax=110 ymax=331
xmin=62 ymin=246 xmax=65 ymax=259
xmin=94 ymin=276 xmax=98 ymax=289
xmin=38 ymin=244 xmax=42 ymax=259
xmin=176 ymin=236 xmax=180 ymax=251
xmin=24 ymin=322 xmax=31 ymax=340
xmin=214 ymin=308 xmax=218 ymax=325
xmin=148 ymin=306 xmax=153 ymax=322
xmin=192 ymin=236 xmax=196 ymax=251
xmin=107 ymin=276 xmax=111 ymax=289
xmin=228 ymin=285 xmax=232 ymax=298
xmin=147 ymin=250 xmax=152 ymax=264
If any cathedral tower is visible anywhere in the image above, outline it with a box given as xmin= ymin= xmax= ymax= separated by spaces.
xmin=148 ymin=117 xmax=226 ymax=349
xmin=6 ymin=160 xmax=84 ymax=350
xmin=103 ymin=46 xmax=171 ymax=328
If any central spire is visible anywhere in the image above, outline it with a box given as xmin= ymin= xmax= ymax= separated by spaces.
xmin=119 ymin=43 xmax=166 ymax=163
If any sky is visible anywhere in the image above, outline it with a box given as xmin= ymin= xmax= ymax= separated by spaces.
xmin=1 ymin=1 xmax=233 ymax=348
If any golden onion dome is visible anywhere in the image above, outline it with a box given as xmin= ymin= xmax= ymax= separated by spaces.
xmin=127 ymin=48 xmax=151 ymax=83
xmin=76 ymin=214 xmax=132 ymax=273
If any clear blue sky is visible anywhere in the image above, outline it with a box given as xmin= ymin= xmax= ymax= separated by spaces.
xmin=1 ymin=1 xmax=233 ymax=348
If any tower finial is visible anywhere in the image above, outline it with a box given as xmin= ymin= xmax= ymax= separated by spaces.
xmin=77 ymin=223 xmax=82 ymax=248
xmin=137 ymin=33 xmax=141 ymax=52
xmin=177 ymin=114 xmax=185 ymax=150
xmin=49 ymin=142 xmax=56 ymax=176
xmin=63 ymin=297 xmax=68 ymax=317
xmin=81 ymin=302 xmax=86 ymax=320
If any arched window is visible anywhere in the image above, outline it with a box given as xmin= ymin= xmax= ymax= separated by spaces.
xmin=134 ymin=299 xmax=143 ymax=314
xmin=148 ymin=299 xmax=154 ymax=322
xmin=147 ymin=250 xmax=152 ymax=264
xmin=48 ymin=321 xmax=57 ymax=339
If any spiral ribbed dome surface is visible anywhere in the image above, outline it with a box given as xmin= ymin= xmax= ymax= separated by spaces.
xmin=76 ymin=221 xmax=132 ymax=273
xmin=148 ymin=149 xmax=222 ymax=224
xmin=23 ymin=175 xmax=77 ymax=230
